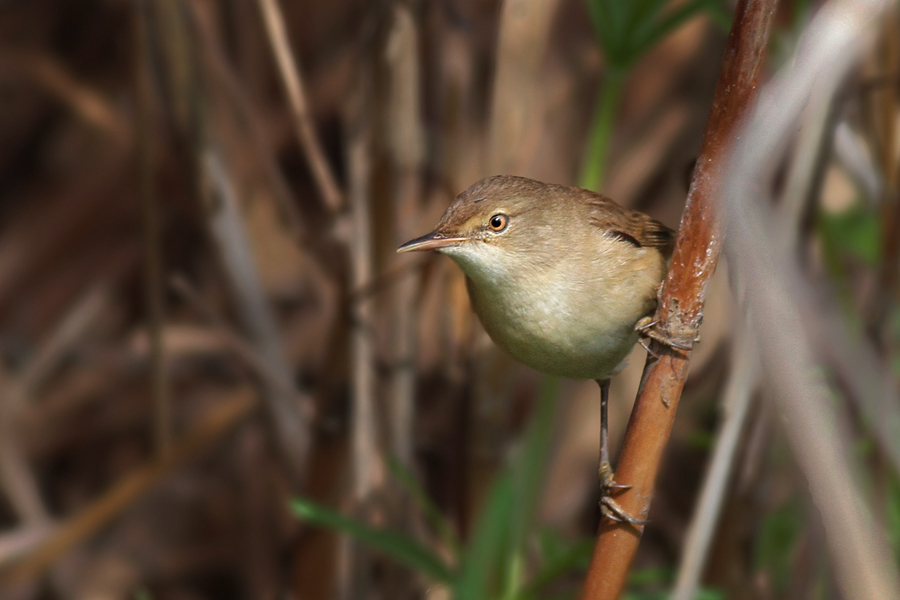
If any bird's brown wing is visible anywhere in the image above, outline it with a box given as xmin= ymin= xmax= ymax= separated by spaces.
xmin=587 ymin=195 xmax=676 ymax=259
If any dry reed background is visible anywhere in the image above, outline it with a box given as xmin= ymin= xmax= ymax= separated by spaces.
xmin=0 ymin=0 xmax=898 ymax=598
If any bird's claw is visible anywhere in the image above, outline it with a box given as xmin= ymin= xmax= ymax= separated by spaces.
xmin=635 ymin=316 xmax=700 ymax=352
xmin=600 ymin=496 xmax=646 ymax=526
xmin=597 ymin=467 xmax=645 ymax=527
xmin=605 ymin=481 xmax=631 ymax=491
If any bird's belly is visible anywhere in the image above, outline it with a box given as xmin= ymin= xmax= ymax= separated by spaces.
xmin=469 ymin=278 xmax=639 ymax=381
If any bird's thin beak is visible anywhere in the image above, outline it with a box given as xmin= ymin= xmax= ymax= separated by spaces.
xmin=397 ymin=231 xmax=470 ymax=253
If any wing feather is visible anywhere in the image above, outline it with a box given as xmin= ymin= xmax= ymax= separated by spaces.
xmin=587 ymin=195 xmax=676 ymax=258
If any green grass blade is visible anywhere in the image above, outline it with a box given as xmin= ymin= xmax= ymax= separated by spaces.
xmin=456 ymin=378 xmax=563 ymax=599
xmin=455 ymin=473 xmax=516 ymax=599
xmin=579 ymin=69 xmax=625 ymax=191
xmin=628 ymin=0 xmax=667 ymax=42
xmin=605 ymin=0 xmax=629 ymax=43
xmin=388 ymin=456 xmax=463 ymax=559
xmin=630 ymin=0 xmax=714 ymax=60
xmin=498 ymin=376 xmax=562 ymax=597
xmin=291 ymin=498 xmax=455 ymax=584
xmin=587 ymin=0 xmax=620 ymax=63
xmin=704 ymin=1 xmax=734 ymax=32
xmin=508 ymin=377 xmax=560 ymax=555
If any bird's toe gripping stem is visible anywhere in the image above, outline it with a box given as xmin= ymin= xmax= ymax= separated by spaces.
xmin=635 ymin=316 xmax=701 ymax=354
xmin=597 ymin=464 xmax=645 ymax=527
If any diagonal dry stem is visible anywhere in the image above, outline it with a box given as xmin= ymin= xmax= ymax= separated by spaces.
xmin=202 ymin=150 xmax=312 ymax=485
xmin=254 ymin=0 xmax=343 ymax=213
xmin=578 ymin=1 xmax=777 ymax=598
xmin=0 ymin=52 xmax=131 ymax=146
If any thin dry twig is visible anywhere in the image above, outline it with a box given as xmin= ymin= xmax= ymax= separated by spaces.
xmin=386 ymin=1 xmax=424 ymax=469
xmin=338 ymin=60 xmax=384 ymax=600
xmin=149 ymin=0 xmax=312 ymax=484
xmin=723 ymin=1 xmax=900 ymax=596
xmin=236 ymin=425 xmax=279 ymax=600
xmin=135 ymin=0 xmax=170 ymax=458
xmin=254 ymin=0 xmax=343 ymax=213
xmin=0 ymin=402 xmax=49 ymax=527
xmin=0 ymin=526 xmax=54 ymax=567
xmin=0 ymin=389 xmax=258 ymax=585
xmin=579 ymin=2 xmax=777 ymax=598
xmin=18 ymin=286 xmax=109 ymax=398
xmin=0 ymin=284 xmax=111 ymax=537
xmin=202 ymin=150 xmax=312 ymax=484
xmin=188 ymin=0 xmax=306 ymax=241
xmin=346 ymin=71 xmax=382 ymax=506
xmin=169 ymin=275 xmax=315 ymax=421
xmin=834 ymin=120 xmax=884 ymax=202
xmin=0 ymin=51 xmax=131 ymax=146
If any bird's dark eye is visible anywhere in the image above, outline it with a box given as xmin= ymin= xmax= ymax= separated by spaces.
xmin=489 ymin=214 xmax=508 ymax=232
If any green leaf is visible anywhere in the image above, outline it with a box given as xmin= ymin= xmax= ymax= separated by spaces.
xmin=622 ymin=593 xmax=667 ymax=600
xmin=631 ymin=0 xmax=725 ymax=59
xmin=388 ymin=456 xmax=463 ymax=559
xmin=582 ymin=0 xmax=731 ymax=189
xmin=455 ymin=473 xmax=516 ymax=599
xmin=579 ymin=69 xmax=625 ymax=191
xmin=627 ymin=566 xmax=672 ymax=586
xmin=509 ymin=378 xmax=560 ymax=556
xmin=704 ymin=2 xmax=733 ymax=31
xmin=587 ymin=0 xmax=731 ymax=69
xmin=819 ymin=203 xmax=881 ymax=267
xmin=290 ymin=498 xmax=454 ymax=584
xmin=694 ymin=589 xmax=727 ymax=600
xmin=503 ymin=377 xmax=561 ymax=596
xmin=687 ymin=429 xmax=715 ymax=450
xmin=621 ymin=564 xmax=725 ymax=600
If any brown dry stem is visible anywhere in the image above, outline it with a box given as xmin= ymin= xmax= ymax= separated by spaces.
xmin=254 ymin=0 xmax=343 ymax=213
xmin=386 ymin=2 xmax=425 ymax=470
xmin=578 ymin=2 xmax=777 ymax=598
xmin=135 ymin=1 xmax=170 ymax=459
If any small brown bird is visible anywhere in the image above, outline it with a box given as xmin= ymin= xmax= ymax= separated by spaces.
xmin=398 ymin=175 xmax=675 ymax=523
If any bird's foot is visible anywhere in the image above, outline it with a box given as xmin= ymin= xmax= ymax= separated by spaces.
xmin=597 ymin=464 xmax=645 ymax=527
xmin=635 ymin=316 xmax=700 ymax=352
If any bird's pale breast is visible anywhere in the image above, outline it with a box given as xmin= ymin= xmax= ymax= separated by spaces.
xmin=448 ymin=236 xmax=665 ymax=380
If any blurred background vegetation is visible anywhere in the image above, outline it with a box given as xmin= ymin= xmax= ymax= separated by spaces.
xmin=0 ymin=0 xmax=896 ymax=598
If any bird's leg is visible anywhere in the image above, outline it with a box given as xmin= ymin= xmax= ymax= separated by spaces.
xmin=596 ymin=379 xmax=645 ymax=526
